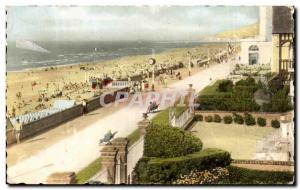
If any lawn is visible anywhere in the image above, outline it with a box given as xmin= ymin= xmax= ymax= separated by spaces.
xmin=192 ymin=122 xmax=276 ymax=159
xmin=76 ymin=157 xmax=102 ymax=184
xmin=127 ymin=128 xmax=141 ymax=147
xmin=199 ymin=80 xmax=230 ymax=95
xmin=151 ymin=106 xmax=188 ymax=126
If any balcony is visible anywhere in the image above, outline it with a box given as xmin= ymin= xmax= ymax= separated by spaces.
xmin=280 ymin=59 xmax=294 ymax=73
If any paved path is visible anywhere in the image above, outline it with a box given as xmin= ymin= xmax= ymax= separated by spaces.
xmin=231 ymin=164 xmax=294 ymax=172
xmin=7 ymin=62 xmax=232 ymax=184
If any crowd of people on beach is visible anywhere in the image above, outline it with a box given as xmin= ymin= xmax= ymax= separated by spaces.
xmin=7 ymin=44 xmax=238 ymax=144
xmin=7 ymin=46 xmax=233 ymax=119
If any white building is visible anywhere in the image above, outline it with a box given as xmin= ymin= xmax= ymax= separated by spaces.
xmin=240 ymin=7 xmax=273 ymax=65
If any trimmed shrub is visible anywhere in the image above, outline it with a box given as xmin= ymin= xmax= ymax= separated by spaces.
xmin=194 ymin=114 xmax=203 ymax=121
xmin=218 ymin=80 xmax=233 ymax=92
xmin=235 ymin=77 xmax=256 ymax=87
xmin=135 ymin=149 xmax=231 ymax=183
xmin=262 ymin=85 xmax=293 ymax=112
xmin=268 ymin=71 xmax=288 ymax=94
xmin=198 ymin=94 xmax=232 ymax=111
xmin=213 ymin=114 xmax=222 ymax=123
xmin=271 ymin=120 xmax=280 ymax=128
xmin=197 ymin=78 xmax=260 ymax=112
xmin=221 ymin=166 xmax=294 ymax=184
xmin=257 ymin=117 xmax=266 ymax=127
xmin=205 ymin=115 xmax=213 ymax=122
xmin=144 ymin=124 xmax=202 ymax=158
xmin=233 ymin=113 xmax=244 ymax=124
xmin=223 ymin=115 xmax=233 ymax=124
xmin=244 ymin=113 xmax=256 ymax=126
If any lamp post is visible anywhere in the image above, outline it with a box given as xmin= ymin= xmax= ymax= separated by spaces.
xmin=148 ymin=58 xmax=156 ymax=91
xmin=187 ymin=51 xmax=191 ymax=76
xmin=207 ymin=48 xmax=210 ymax=65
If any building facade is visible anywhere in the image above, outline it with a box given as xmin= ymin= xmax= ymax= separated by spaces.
xmin=240 ymin=7 xmax=273 ymax=65
xmin=272 ymin=6 xmax=294 ymax=74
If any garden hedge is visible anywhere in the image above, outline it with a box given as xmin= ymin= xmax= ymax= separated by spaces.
xmin=257 ymin=117 xmax=266 ymax=127
xmin=194 ymin=114 xmax=203 ymax=121
xmin=218 ymin=80 xmax=233 ymax=92
xmin=244 ymin=113 xmax=256 ymax=126
xmin=262 ymin=85 xmax=293 ymax=112
xmin=271 ymin=120 xmax=280 ymax=128
xmin=220 ymin=166 xmax=294 ymax=184
xmin=205 ymin=115 xmax=213 ymax=122
xmin=233 ymin=113 xmax=244 ymax=124
xmin=144 ymin=124 xmax=202 ymax=158
xmin=213 ymin=114 xmax=222 ymax=123
xmin=223 ymin=115 xmax=233 ymax=124
xmin=135 ymin=148 xmax=231 ymax=184
xmin=197 ymin=78 xmax=260 ymax=112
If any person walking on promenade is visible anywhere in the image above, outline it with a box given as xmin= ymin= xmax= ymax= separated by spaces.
xmin=12 ymin=106 xmax=16 ymax=118
xmin=14 ymin=119 xmax=23 ymax=144
xmin=164 ymin=75 xmax=168 ymax=88
xmin=82 ymin=99 xmax=87 ymax=115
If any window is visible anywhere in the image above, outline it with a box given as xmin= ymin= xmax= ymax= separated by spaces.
xmin=248 ymin=45 xmax=259 ymax=65
xmin=249 ymin=45 xmax=259 ymax=51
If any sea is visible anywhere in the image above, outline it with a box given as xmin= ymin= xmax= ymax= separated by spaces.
xmin=7 ymin=41 xmax=211 ymax=72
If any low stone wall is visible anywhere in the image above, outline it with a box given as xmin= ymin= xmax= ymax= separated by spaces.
xmin=6 ymin=129 xmax=16 ymax=145
xmin=7 ymin=87 xmax=130 ymax=146
xmin=86 ymin=87 xmax=129 ymax=112
xmin=232 ymin=159 xmax=294 ymax=166
xmin=7 ymin=104 xmax=83 ymax=146
xmin=195 ymin=110 xmax=293 ymax=127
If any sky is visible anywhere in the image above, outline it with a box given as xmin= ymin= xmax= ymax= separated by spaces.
xmin=6 ymin=6 xmax=259 ymax=41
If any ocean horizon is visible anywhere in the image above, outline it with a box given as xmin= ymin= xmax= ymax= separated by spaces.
xmin=6 ymin=40 xmax=226 ymax=71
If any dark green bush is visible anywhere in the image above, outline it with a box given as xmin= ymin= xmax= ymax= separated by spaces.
xmin=268 ymin=71 xmax=289 ymax=94
xmin=235 ymin=77 xmax=256 ymax=87
xmin=233 ymin=113 xmax=244 ymax=124
xmin=218 ymin=80 xmax=233 ymax=92
xmin=144 ymin=124 xmax=202 ymax=158
xmin=197 ymin=78 xmax=261 ymax=112
xmin=205 ymin=115 xmax=213 ymax=122
xmin=135 ymin=149 xmax=232 ymax=184
xmin=262 ymin=85 xmax=293 ymax=112
xmin=198 ymin=94 xmax=232 ymax=111
xmin=194 ymin=114 xmax=203 ymax=121
xmin=213 ymin=114 xmax=222 ymax=123
xmin=231 ymin=87 xmax=260 ymax=112
xmin=223 ymin=115 xmax=233 ymax=124
xmin=220 ymin=166 xmax=294 ymax=184
xmin=257 ymin=117 xmax=266 ymax=127
xmin=244 ymin=113 xmax=256 ymax=126
xmin=271 ymin=120 xmax=280 ymax=128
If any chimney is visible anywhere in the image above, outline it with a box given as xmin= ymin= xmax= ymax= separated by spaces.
xmin=259 ymin=6 xmax=272 ymax=42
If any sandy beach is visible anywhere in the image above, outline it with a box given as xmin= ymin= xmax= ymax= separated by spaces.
xmin=6 ymin=43 xmax=227 ymax=117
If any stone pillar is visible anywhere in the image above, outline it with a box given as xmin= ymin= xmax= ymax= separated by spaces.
xmin=100 ymin=138 xmax=129 ymax=184
xmin=100 ymin=146 xmax=118 ymax=184
xmin=46 ymin=172 xmax=77 ymax=184
xmin=280 ymin=115 xmax=293 ymax=161
xmin=112 ymin=138 xmax=128 ymax=184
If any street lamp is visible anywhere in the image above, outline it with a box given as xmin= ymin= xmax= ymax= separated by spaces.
xmin=148 ymin=58 xmax=156 ymax=91
xmin=187 ymin=51 xmax=191 ymax=76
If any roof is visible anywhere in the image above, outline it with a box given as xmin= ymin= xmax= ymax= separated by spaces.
xmin=272 ymin=6 xmax=294 ymax=34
